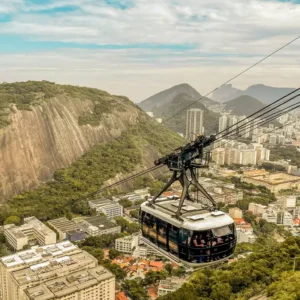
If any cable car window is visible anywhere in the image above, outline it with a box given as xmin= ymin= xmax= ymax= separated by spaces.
xmin=169 ymin=225 xmax=178 ymax=242
xmin=169 ymin=225 xmax=179 ymax=254
xmin=148 ymin=215 xmax=157 ymax=242
xmin=179 ymin=229 xmax=190 ymax=245
xmin=212 ymin=226 xmax=232 ymax=237
xmin=157 ymin=219 xmax=167 ymax=249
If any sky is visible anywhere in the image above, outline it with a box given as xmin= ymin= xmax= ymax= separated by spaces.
xmin=0 ymin=0 xmax=300 ymax=102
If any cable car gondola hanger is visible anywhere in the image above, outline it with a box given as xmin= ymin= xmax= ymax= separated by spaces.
xmin=149 ymin=134 xmax=217 ymax=220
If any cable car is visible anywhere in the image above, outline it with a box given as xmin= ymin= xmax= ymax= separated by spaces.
xmin=140 ymin=199 xmax=236 ymax=267
xmin=139 ymin=135 xmax=236 ymax=267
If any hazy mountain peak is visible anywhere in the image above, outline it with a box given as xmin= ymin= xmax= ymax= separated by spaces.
xmin=212 ymin=83 xmax=295 ymax=104
xmin=138 ymin=83 xmax=201 ymax=111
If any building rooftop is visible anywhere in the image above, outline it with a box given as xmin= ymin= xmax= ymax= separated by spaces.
xmin=48 ymin=218 xmax=82 ymax=234
xmin=75 ymin=216 xmax=120 ymax=232
xmin=0 ymin=241 xmax=77 ymax=269
xmin=24 ymin=266 xmax=113 ymax=300
xmin=88 ymin=198 xmax=113 ymax=206
xmin=244 ymin=172 xmax=300 ymax=185
xmin=4 ymin=217 xmax=55 ymax=240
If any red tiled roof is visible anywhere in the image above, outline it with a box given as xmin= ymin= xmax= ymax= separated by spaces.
xmin=150 ymin=261 xmax=164 ymax=268
xmin=116 ymin=292 xmax=128 ymax=300
xmin=148 ymin=287 xmax=158 ymax=300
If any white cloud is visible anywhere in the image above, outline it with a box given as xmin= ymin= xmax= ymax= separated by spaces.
xmin=0 ymin=0 xmax=300 ymax=100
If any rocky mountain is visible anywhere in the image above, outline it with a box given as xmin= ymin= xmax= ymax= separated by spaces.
xmin=138 ymin=83 xmax=216 ymax=111
xmin=0 ymin=81 xmax=184 ymax=204
xmin=153 ymin=93 xmax=219 ymax=135
xmin=212 ymin=84 xmax=295 ymax=104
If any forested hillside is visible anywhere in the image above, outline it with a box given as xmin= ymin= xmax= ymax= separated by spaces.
xmin=158 ymin=236 xmax=300 ymax=300
xmin=0 ymin=81 xmax=184 ymax=201
xmin=0 ymin=120 xmax=183 ymax=223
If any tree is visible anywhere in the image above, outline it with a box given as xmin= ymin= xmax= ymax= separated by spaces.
xmin=114 ymin=216 xmax=129 ymax=232
xmin=119 ymin=199 xmax=133 ymax=208
xmin=149 ymin=181 xmax=166 ymax=196
xmin=130 ymin=209 xmax=139 ymax=219
xmin=143 ymin=270 xmax=168 ymax=285
xmin=122 ymin=279 xmax=149 ymax=300
xmin=109 ymin=248 xmax=120 ymax=259
xmin=172 ymin=266 xmax=186 ymax=277
xmin=243 ymin=211 xmax=256 ymax=224
xmin=4 ymin=216 xmax=21 ymax=226
xmin=65 ymin=211 xmax=73 ymax=220
xmin=81 ymin=246 xmax=104 ymax=262
xmin=165 ymin=263 xmax=173 ymax=275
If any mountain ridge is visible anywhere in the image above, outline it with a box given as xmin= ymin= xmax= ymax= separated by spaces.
xmin=153 ymin=93 xmax=219 ymax=135
xmin=212 ymin=83 xmax=295 ymax=104
xmin=0 ymin=81 xmax=183 ymax=203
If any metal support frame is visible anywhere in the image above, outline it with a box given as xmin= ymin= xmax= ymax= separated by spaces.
xmin=149 ymin=165 xmax=217 ymax=219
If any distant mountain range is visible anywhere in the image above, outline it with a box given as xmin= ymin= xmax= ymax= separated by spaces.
xmin=224 ymin=95 xmax=266 ymax=116
xmin=138 ymin=83 xmax=216 ymax=111
xmin=152 ymin=93 xmax=219 ymax=135
xmin=224 ymin=95 xmax=280 ymax=127
xmin=212 ymin=84 xmax=295 ymax=104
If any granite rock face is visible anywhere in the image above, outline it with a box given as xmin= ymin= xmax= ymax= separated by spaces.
xmin=0 ymin=95 xmax=142 ymax=201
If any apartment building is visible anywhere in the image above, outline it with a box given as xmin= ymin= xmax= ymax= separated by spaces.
xmin=88 ymin=199 xmax=123 ymax=219
xmin=47 ymin=218 xmax=85 ymax=242
xmin=229 ymin=207 xmax=243 ymax=219
xmin=0 ymin=241 xmax=115 ymax=300
xmin=115 ymin=234 xmax=139 ymax=254
xmin=248 ymin=203 xmax=267 ymax=216
xmin=4 ymin=217 xmax=56 ymax=251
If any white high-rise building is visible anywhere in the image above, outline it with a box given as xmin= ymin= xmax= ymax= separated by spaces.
xmin=228 ymin=116 xmax=238 ymax=135
xmin=240 ymin=149 xmax=257 ymax=165
xmin=218 ymin=115 xmax=228 ymax=133
xmin=186 ymin=109 xmax=204 ymax=141
xmin=211 ymin=148 xmax=225 ymax=165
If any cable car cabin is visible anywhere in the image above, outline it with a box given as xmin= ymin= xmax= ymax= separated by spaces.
xmin=140 ymin=199 xmax=236 ymax=267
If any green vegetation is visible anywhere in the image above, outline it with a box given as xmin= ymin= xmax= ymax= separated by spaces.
xmin=122 ymin=270 xmax=168 ymax=300
xmin=109 ymin=248 xmax=120 ymax=259
xmin=0 ymin=234 xmax=10 ymax=257
xmin=158 ymin=236 xmax=300 ymax=300
xmin=3 ymin=215 xmax=21 ymax=225
xmin=81 ymin=233 xmax=125 ymax=248
xmin=270 ymin=145 xmax=300 ymax=167
xmin=1 ymin=121 xmax=183 ymax=224
xmin=119 ymin=199 xmax=133 ymax=208
xmin=81 ymin=246 xmax=126 ymax=281
xmin=0 ymin=80 xmax=138 ymax=128
xmin=261 ymin=162 xmax=286 ymax=172
xmin=130 ymin=209 xmax=139 ymax=219
xmin=114 ymin=217 xmax=139 ymax=234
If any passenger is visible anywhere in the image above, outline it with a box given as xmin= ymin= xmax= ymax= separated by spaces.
xmin=217 ymin=237 xmax=223 ymax=244
xmin=192 ymin=235 xmax=200 ymax=247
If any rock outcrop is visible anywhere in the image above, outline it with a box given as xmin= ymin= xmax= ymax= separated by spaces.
xmin=0 ymin=93 xmax=142 ymax=201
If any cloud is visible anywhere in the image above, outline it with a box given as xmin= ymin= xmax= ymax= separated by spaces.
xmin=0 ymin=0 xmax=299 ymax=101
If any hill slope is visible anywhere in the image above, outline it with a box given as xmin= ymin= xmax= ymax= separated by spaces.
xmin=0 ymin=81 xmax=184 ymax=203
xmin=138 ymin=83 xmax=216 ymax=111
xmin=153 ymin=93 xmax=219 ymax=135
xmin=224 ymin=95 xmax=266 ymax=116
xmin=212 ymin=84 xmax=295 ymax=104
